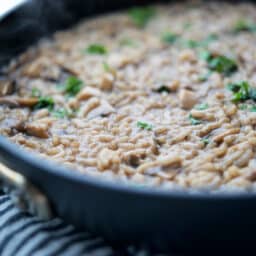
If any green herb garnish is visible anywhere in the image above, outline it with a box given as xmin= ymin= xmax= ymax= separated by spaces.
xmin=34 ymin=96 xmax=54 ymax=111
xmin=183 ymin=22 xmax=192 ymax=30
xmin=128 ymin=7 xmax=156 ymax=27
xmin=250 ymin=105 xmax=256 ymax=112
xmin=188 ymin=114 xmax=202 ymax=125
xmin=227 ymin=81 xmax=250 ymax=102
xmin=204 ymin=54 xmax=238 ymax=76
xmin=198 ymin=71 xmax=212 ymax=82
xmin=31 ymin=88 xmax=42 ymax=98
xmin=239 ymin=104 xmax=249 ymax=110
xmin=154 ymin=85 xmax=170 ymax=94
xmin=201 ymin=137 xmax=210 ymax=145
xmin=137 ymin=121 xmax=153 ymax=130
xmin=183 ymin=34 xmax=218 ymax=49
xmin=199 ymin=50 xmax=212 ymax=61
xmin=86 ymin=44 xmax=108 ymax=55
xmin=201 ymin=34 xmax=218 ymax=46
xmin=233 ymin=19 xmax=256 ymax=33
xmin=62 ymin=76 xmax=83 ymax=96
xmin=239 ymin=104 xmax=256 ymax=112
xmin=120 ymin=38 xmax=137 ymax=47
xmin=184 ymin=39 xmax=199 ymax=48
xmin=52 ymin=108 xmax=74 ymax=119
xmin=161 ymin=32 xmax=179 ymax=44
xmin=227 ymin=81 xmax=256 ymax=103
xmin=194 ymin=103 xmax=209 ymax=110
xmin=249 ymin=87 xmax=256 ymax=101
xmin=103 ymin=62 xmax=111 ymax=72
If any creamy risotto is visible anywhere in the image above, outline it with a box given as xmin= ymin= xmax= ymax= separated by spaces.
xmin=1 ymin=1 xmax=256 ymax=192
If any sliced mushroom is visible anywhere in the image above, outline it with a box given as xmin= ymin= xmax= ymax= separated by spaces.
xmin=22 ymin=56 xmax=61 ymax=80
xmin=0 ymin=97 xmax=19 ymax=107
xmin=16 ymin=97 xmax=39 ymax=107
xmin=97 ymin=148 xmax=120 ymax=171
xmin=153 ymin=80 xmax=180 ymax=93
xmin=1 ymin=118 xmax=25 ymax=134
xmin=24 ymin=122 xmax=49 ymax=138
xmin=78 ymin=97 xmax=100 ymax=118
xmin=138 ymin=155 xmax=182 ymax=179
xmin=190 ymin=109 xmax=215 ymax=121
xmin=54 ymin=62 xmax=80 ymax=77
xmin=0 ymin=78 xmax=15 ymax=96
xmin=0 ymin=109 xmax=29 ymax=135
xmin=179 ymin=89 xmax=197 ymax=110
xmin=87 ymin=100 xmax=115 ymax=118
xmin=98 ymin=73 xmax=114 ymax=91
xmin=0 ymin=97 xmax=38 ymax=108
xmin=77 ymin=86 xmax=101 ymax=101
xmin=212 ymin=128 xmax=240 ymax=143
xmin=122 ymin=151 xmax=146 ymax=168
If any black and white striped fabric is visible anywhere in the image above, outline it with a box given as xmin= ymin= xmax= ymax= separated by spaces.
xmin=0 ymin=194 xmax=169 ymax=256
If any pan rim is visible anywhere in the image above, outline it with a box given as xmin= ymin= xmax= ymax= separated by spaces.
xmin=0 ymin=135 xmax=256 ymax=200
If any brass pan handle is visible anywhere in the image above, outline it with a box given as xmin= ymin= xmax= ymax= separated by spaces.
xmin=0 ymin=162 xmax=53 ymax=220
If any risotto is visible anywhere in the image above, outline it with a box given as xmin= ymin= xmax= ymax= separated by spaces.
xmin=1 ymin=1 xmax=256 ymax=192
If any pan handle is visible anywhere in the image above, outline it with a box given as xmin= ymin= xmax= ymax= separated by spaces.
xmin=0 ymin=162 xmax=53 ymax=220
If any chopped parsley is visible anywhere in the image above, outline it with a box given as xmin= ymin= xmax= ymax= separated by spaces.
xmin=86 ymin=44 xmax=108 ymax=55
xmin=233 ymin=19 xmax=256 ymax=33
xmin=137 ymin=121 xmax=153 ymax=130
xmin=52 ymin=108 xmax=74 ymax=119
xmin=249 ymin=87 xmax=256 ymax=101
xmin=183 ymin=39 xmax=199 ymax=48
xmin=194 ymin=103 xmax=209 ymax=110
xmin=198 ymin=71 xmax=212 ymax=82
xmin=120 ymin=38 xmax=137 ymax=47
xmin=154 ymin=85 xmax=170 ymax=94
xmin=201 ymin=137 xmax=210 ymax=145
xmin=161 ymin=32 xmax=179 ymax=44
xmin=227 ymin=81 xmax=256 ymax=103
xmin=128 ymin=7 xmax=156 ymax=27
xmin=34 ymin=96 xmax=54 ymax=111
xmin=239 ymin=104 xmax=249 ymax=110
xmin=188 ymin=114 xmax=202 ymax=125
xmin=103 ymin=62 xmax=111 ymax=72
xmin=31 ymin=88 xmax=41 ymax=98
xmin=202 ymin=34 xmax=218 ymax=45
xmin=199 ymin=50 xmax=212 ymax=61
xmin=183 ymin=22 xmax=192 ymax=30
xmin=251 ymin=106 xmax=256 ymax=112
xmin=227 ymin=81 xmax=250 ymax=102
xmin=203 ymin=53 xmax=238 ymax=76
xmin=62 ymin=76 xmax=84 ymax=96
xmin=239 ymin=104 xmax=256 ymax=112
xmin=183 ymin=34 xmax=218 ymax=49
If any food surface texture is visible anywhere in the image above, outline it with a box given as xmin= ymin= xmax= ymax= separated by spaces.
xmin=2 ymin=1 xmax=256 ymax=192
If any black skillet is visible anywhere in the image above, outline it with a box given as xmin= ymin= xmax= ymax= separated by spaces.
xmin=0 ymin=0 xmax=256 ymax=253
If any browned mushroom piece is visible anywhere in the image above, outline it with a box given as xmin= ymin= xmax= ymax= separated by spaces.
xmin=0 ymin=97 xmax=38 ymax=108
xmin=24 ymin=122 xmax=49 ymax=139
xmin=0 ymin=78 xmax=15 ymax=96
xmin=179 ymin=89 xmax=197 ymax=110
xmin=0 ymin=97 xmax=19 ymax=107
xmin=87 ymin=100 xmax=115 ymax=118
xmin=77 ymin=86 xmax=101 ymax=101
xmin=16 ymin=97 xmax=39 ymax=107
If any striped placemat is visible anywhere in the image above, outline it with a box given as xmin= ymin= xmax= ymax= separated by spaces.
xmin=0 ymin=193 xmax=170 ymax=256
